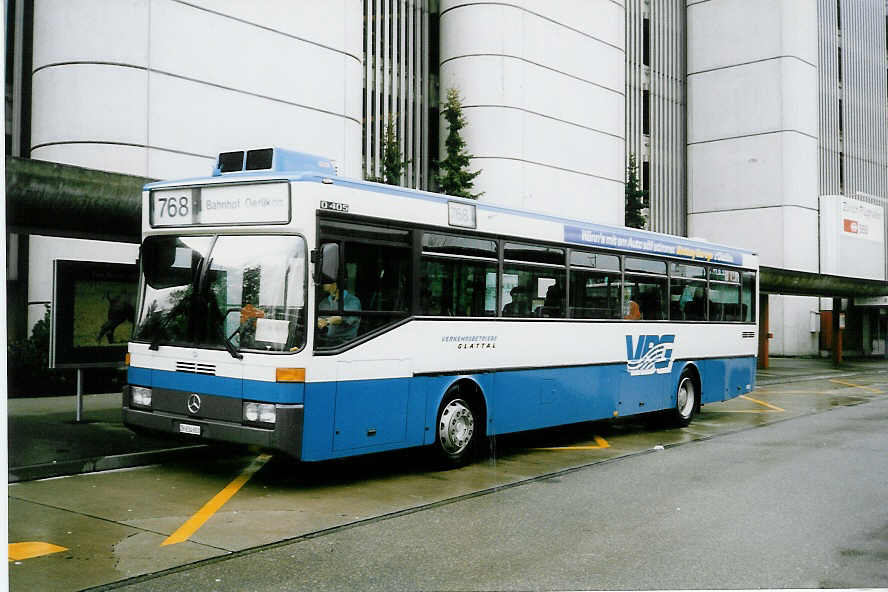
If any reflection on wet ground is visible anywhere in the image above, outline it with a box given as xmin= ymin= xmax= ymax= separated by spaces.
xmin=8 ymin=371 xmax=888 ymax=591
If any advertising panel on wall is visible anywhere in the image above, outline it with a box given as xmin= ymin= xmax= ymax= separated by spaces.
xmin=50 ymin=260 xmax=138 ymax=369
xmin=819 ymin=195 xmax=886 ymax=281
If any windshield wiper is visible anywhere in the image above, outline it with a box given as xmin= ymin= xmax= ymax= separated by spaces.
xmin=218 ymin=323 xmax=243 ymax=360
xmin=146 ymin=308 xmax=175 ymax=350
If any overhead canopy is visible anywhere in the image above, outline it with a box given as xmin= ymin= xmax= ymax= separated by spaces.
xmin=5 ymin=156 xmax=150 ymax=243
xmin=760 ymin=266 xmax=888 ymax=298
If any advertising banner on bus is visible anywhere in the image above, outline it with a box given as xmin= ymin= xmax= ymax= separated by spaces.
xmin=563 ymin=225 xmax=744 ymax=265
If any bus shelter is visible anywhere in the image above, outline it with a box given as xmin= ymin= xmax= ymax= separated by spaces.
xmin=759 ymin=267 xmax=888 ymax=368
xmin=6 ymin=156 xmax=147 ymax=341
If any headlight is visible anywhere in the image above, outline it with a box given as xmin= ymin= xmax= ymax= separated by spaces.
xmin=243 ymin=402 xmax=276 ymax=426
xmin=244 ymin=402 xmax=260 ymax=422
xmin=258 ymin=405 xmax=276 ymax=424
xmin=131 ymin=386 xmax=152 ymax=409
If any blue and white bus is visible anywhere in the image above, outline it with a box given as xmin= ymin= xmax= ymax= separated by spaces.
xmin=124 ymin=148 xmax=758 ymax=466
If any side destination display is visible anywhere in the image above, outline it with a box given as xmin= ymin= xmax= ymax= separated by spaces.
xmin=564 ymin=225 xmax=744 ymax=266
xmin=150 ymin=182 xmax=290 ymax=227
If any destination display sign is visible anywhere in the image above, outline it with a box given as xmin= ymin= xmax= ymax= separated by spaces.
xmin=150 ymin=183 xmax=290 ymax=227
xmin=564 ymin=225 xmax=744 ymax=266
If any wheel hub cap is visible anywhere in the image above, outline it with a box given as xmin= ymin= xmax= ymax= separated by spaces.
xmin=677 ymin=378 xmax=695 ymax=418
xmin=439 ymin=399 xmax=474 ymax=455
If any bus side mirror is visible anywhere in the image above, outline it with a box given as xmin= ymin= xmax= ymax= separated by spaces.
xmin=316 ymin=243 xmax=339 ymax=284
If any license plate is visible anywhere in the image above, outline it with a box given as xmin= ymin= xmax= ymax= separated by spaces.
xmin=179 ymin=423 xmax=201 ymax=435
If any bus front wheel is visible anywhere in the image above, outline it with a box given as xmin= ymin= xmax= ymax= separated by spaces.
xmin=670 ymin=370 xmax=698 ymax=427
xmin=434 ymin=391 xmax=478 ymax=468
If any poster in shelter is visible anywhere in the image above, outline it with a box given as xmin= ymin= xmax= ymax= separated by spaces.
xmin=51 ymin=260 xmax=139 ymax=368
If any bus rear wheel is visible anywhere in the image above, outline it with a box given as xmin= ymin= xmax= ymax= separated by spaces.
xmin=669 ymin=370 xmax=698 ymax=427
xmin=434 ymin=391 xmax=478 ymax=468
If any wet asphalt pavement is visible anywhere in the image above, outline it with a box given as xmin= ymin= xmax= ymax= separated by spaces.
xmin=118 ymin=395 xmax=888 ymax=591
xmin=8 ymin=361 xmax=888 ymax=591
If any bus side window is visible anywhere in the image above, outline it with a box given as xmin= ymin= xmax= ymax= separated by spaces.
xmin=420 ymin=232 xmax=498 ymax=317
xmin=420 ymin=258 xmax=497 ymax=317
xmin=360 ymin=246 xmax=410 ymax=312
xmin=502 ymin=242 xmax=566 ymax=318
xmin=569 ymin=250 xmax=621 ymax=319
xmin=741 ymin=271 xmax=756 ymax=322
xmin=623 ymin=275 xmax=668 ymax=320
xmin=709 ymin=268 xmax=741 ymax=323
xmin=670 ymin=280 xmax=706 ymax=321
xmin=343 ymin=241 xmax=411 ymax=332
xmin=314 ymin=220 xmax=413 ymax=349
xmin=501 ymin=267 xmax=566 ymax=318
xmin=710 ymin=282 xmax=740 ymax=322
xmin=569 ymin=269 xmax=621 ymax=319
xmin=623 ymin=257 xmax=667 ymax=321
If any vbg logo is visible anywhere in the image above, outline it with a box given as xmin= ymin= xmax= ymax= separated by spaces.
xmin=626 ymin=334 xmax=676 ymax=376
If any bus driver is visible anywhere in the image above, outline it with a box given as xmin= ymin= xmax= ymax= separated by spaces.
xmin=317 ymin=281 xmax=361 ymax=345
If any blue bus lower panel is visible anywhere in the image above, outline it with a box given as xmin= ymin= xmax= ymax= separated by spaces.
xmin=128 ymin=357 xmax=755 ymax=461
xmin=300 ymin=377 xmax=426 ymax=462
xmin=298 ymin=356 xmax=756 ymax=462
xmin=697 ymin=357 xmax=757 ymax=405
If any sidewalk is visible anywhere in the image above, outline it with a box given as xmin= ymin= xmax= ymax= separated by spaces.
xmin=8 ymin=356 xmax=888 ymax=483
xmin=756 ymin=355 xmax=888 ymax=386
xmin=8 ymin=392 xmax=208 ymax=483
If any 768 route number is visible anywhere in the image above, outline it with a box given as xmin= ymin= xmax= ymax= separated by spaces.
xmin=157 ymin=196 xmax=190 ymax=218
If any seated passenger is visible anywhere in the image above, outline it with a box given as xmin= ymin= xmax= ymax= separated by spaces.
xmin=503 ymin=286 xmax=531 ymax=317
xmin=542 ymin=281 xmax=564 ymax=317
xmin=624 ymin=299 xmax=642 ymax=320
xmin=685 ymin=288 xmax=705 ymax=321
xmin=316 ymin=282 xmax=361 ymax=346
xmin=237 ymin=302 xmax=265 ymax=348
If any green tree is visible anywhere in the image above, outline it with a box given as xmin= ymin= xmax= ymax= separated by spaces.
xmin=436 ymin=88 xmax=482 ymax=199
xmin=625 ymin=154 xmax=648 ymax=229
xmin=380 ymin=115 xmax=405 ymax=186
xmin=7 ymin=305 xmax=73 ymax=395
xmin=366 ymin=115 xmax=407 ymax=186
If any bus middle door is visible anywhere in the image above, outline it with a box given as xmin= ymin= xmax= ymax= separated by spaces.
xmin=332 ymin=358 xmax=412 ymax=452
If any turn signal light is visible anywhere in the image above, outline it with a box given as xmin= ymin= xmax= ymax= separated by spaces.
xmin=125 ymin=353 xmax=131 ymax=366
xmin=276 ymin=368 xmax=305 ymax=383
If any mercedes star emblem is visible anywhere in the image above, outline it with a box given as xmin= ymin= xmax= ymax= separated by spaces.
xmin=187 ymin=393 xmax=202 ymax=414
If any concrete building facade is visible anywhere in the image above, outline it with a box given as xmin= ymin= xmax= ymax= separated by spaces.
xmin=680 ymin=0 xmax=887 ymax=356
xmin=686 ymin=0 xmax=822 ymax=355
xmin=440 ymin=0 xmax=625 ymax=225
xmin=625 ymin=0 xmax=687 ymax=236
xmin=28 ymin=0 xmax=363 ymax=180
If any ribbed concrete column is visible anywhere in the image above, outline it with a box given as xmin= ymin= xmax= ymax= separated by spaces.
xmin=687 ymin=0 xmax=819 ymax=355
xmin=439 ymin=0 xmax=626 ymax=226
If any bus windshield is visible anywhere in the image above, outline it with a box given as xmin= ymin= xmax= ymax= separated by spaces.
xmin=134 ymin=234 xmax=307 ymax=354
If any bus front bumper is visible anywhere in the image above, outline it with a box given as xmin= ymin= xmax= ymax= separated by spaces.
xmin=123 ymin=404 xmax=304 ymax=459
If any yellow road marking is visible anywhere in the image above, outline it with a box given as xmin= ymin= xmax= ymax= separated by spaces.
xmin=711 ymin=395 xmax=784 ymax=413
xmin=754 ymin=390 xmax=838 ymax=395
xmin=534 ymin=435 xmax=610 ymax=451
xmin=739 ymin=395 xmax=785 ymax=411
xmin=8 ymin=542 xmax=68 ymax=561
xmin=161 ymin=453 xmax=272 ymax=546
xmin=829 ymin=379 xmax=883 ymax=394
xmin=757 ymin=387 xmax=888 ymax=395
